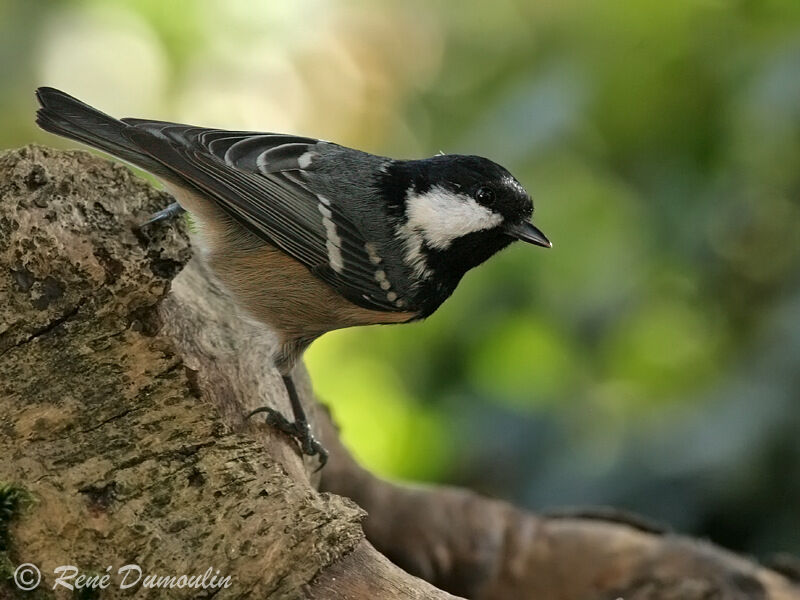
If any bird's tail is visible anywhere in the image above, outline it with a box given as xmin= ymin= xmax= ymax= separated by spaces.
xmin=34 ymin=87 xmax=165 ymax=175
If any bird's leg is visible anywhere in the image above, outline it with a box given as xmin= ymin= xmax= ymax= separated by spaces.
xmin=247 ymin=375 xmax=328 ymax=470
xmin=137 ymin=202 xmax=186 ymax=228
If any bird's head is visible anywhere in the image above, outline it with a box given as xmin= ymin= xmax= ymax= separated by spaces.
xmin=380 ymin=154 xmax=550 ymax=314
xmin=408 ymin=154 xmax=550 ymax=247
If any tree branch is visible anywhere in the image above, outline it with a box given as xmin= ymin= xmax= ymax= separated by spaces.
xmin=0 ymin=146 xmax=796 ymax=600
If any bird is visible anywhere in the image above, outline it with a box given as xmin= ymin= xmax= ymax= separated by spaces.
xmin=34 ymin=86 xmax=551 ymax=468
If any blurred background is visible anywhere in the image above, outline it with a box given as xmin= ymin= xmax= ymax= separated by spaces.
xmin=2 ymin=0 xmax=798 ymax=559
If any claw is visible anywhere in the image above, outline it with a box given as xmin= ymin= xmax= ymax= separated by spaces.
xmin=247 ymin=406 xmax=328 ymax=469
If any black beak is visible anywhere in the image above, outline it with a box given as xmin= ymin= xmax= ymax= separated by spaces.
xmin=504 ymin=221 xmax=552 ymax=248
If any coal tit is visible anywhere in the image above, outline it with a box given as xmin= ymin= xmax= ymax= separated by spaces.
xmin=35 ymin=87 xmax=551 ymax=467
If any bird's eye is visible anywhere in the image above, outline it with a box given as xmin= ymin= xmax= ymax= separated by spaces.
xmin=475 ymin=186 xmax=495 ymax=205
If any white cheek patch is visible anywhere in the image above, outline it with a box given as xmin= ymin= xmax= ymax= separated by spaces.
xmin=404 ymin=186 xmax=503 ymax=250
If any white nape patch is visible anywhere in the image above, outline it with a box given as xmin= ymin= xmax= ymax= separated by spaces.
xmin=405 ymin=186 xmax=503 ymax=250
xmin=297 ymin=151 xmax=315 ymax=169
xmin=317 ymin=201 xmax=344 ymax=272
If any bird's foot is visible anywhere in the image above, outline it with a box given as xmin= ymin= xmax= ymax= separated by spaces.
xmin=247 ymin=406 xmax=328 ymax=470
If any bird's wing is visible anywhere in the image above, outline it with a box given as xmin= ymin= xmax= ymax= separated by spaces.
xmin=121 ymin=122 xmax=408 ymax=313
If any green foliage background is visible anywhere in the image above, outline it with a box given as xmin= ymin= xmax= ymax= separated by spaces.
xmin=2 ymin=0 xmax=798 ymax=558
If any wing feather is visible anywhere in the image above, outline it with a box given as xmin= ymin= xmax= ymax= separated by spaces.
xmin=122 ymin=124 xmax=404 ymax=312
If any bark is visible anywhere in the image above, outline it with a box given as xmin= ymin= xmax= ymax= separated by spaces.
xmin=0 ymin=145 xmax=796 ymax=600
